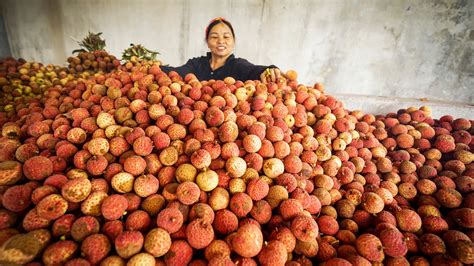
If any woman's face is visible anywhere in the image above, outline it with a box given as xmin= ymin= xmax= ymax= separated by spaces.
xmin=207 ymin=23 xmax=235 ymax=59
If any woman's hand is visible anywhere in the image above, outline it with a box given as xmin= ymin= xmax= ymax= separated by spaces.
xmin=260 ymin=68 xmax=283 ymax=84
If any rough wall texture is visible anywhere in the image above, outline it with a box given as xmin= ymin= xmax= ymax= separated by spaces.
xmin=1 ymin=0 xmax=473 ymax=103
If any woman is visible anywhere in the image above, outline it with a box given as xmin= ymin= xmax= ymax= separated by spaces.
xmin=161 ymin=17 xmax=282 ymax=83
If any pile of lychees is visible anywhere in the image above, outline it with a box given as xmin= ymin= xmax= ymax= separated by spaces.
xmin=0 ymin=52 xmax=473 ymax=266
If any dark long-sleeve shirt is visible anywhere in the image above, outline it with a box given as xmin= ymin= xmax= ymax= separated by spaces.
xmin=161 ymin=53 xmax=276 ymax=81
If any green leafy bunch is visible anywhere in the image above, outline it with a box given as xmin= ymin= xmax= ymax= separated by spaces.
xmin=122 ymin=43 xmax=160 ymax=62
xmin=72 ymin=32 xmax=106 ymax=54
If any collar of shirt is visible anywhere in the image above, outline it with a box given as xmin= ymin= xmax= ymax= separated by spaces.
xmin=205 ymin=52 xmax=235 ymax=72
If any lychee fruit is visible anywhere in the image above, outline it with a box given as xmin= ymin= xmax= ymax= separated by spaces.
xmin=81 ymin=233 xmax=111 ymax=264
xmin=257 ymin=240 xmax=288 ymax=266
xmin=71 ymin=216 xmax=100 ymax=242
xmin=23 ymin=156 xmax=53 ymax=181
xmin=291 ymin=214 xmax=319 ymax=242
xmin=213 ymin=209 xmax=238 ymax=235
xmin=186 ymin=218 xmax=215 ymax=249
xmin=144 ymin=227 xmax=171 ymax=257
xmin=36 ymin=194 xmax=68 ymax=221
xmin=156 ymin=207 xmax=184 ymax=234
xmin=231 ymin=223 xmax=263 ymax=258
xmin=114 ymin=230 xmax=144 ymax=259
xmin=42 ymin=240 xmax=78 ymax=265
xmin=355 ymin=233 xmax=384 ymax=262
xmin=101 ymin=194 xmax=128 ymax=220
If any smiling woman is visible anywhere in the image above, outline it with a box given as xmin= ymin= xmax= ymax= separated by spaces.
xmin=161 ymin=17 xmax=281 ymax=82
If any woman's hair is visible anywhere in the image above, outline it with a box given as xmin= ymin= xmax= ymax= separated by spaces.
xmin=205 ymin=17 xmax=235 ymax=40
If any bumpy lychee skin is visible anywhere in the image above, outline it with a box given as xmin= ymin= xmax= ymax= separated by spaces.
xmin=101 ymin=194 xmax=128 ymax=220
xmin=176 ymin=181 xmax=201 ymax=205
xmin=97 ymin=255 xmax=125 ymax=265
xmin=189 ymin=203 xmax=216 ymax=224
xmin=213 ymin=209 xmax=239 ymax=235
xmin=361 ymin=192 xmax=384 ymax=214
xmin=36 ymin=194 xmax=68 ymax=221
xmin=97 ymin=112 xmax=116 ymax=129
xmin=164 ymin=240 xmax=193 ymax=265
xmin=291 ymin=214 xmax=319 ymax=242
xmin=27 ymin=228 xmax=52 ymax=252
xmin=64 ymin=258 xmax=91 ymax=266
xmin=115 ymin=230 xmax=144 ymax=259
xmin=449 ymin=239 xmax=474 ymax=264
xmin=61 ymin=177 xmax=92 ymax=203
xmin=436 ymin=188 xmax=462 ymax=208
xmin=128 ymin=252 xmax=156 ymax=265
xmin=133 ymin=174 xmax=160 ymax=198
xmin=80 ymin=191 xmax=108 ymax=217
xmin=67 ymin=127 xmax=87 ymax=144
xmin=156 ymin=207 xmax=184 ymax=234
xmin=378 ymin=227 xmax=407 ymax=257
xmin=0 ymin=233 xmax=41 ymax=265
xmin=196 ymin=169 xmax=219 ymax=192
xmin=317 ymin=215 xmax=339 ymax=236
xmin=258 ymin=240 xmax=288 ymax=266
xmin=230 ymin=192 xmax=253 ymax=218
xmin=52 ymin=214 xmax=75 ymax=238
xmin=204 ymin=240 xmax=231 ymax=262
xmin=125 ymin=210 xmax=151 ymax=232
xmin=294 ymin=238 xmax=319 ymax=258
xmin=250 ymin=200 xmax=272 ymax=225
xmin=87 ymin=137 xmax=110 ymax=156
xmin=225 ymin=156 xmax=247 ymax=178
xmin=0 ymin=209 xmax=17 ymax=230
xmin=269 ymin=226 xmax=296 ymax=253
xmin=111 ymin=172 xmax=134 ymax=193
xmin=419 ymin=233 xmax=446 ymax=256
xmin=2 ymin=185 xmax=32 ymax=212
xmin=0 ymin=160 xmax=22 ymax=185
xmin=443 ymin=230 xmax=471 ymax=246
xmin=123 ymin=155 xmax=147 ymax=176
xmin=450 ymin=208 xmax=474 ymax=229
xmin=434 ymin=134 xmax=456 ymax=153
xmin=279 ymin=198 xmax=304 ymax=220
xmin=191 ymin=149 xmax=212 ymax=169
xmin=102 ymin=220 xmax=124 ymax=243
xmin=81 ymin=233 xmax=111 ymax=264
xmin=144 ymin=227 xmax=171 ymax=257
xmin=355 ymin=233 xmax=384 ymax=262
xmin=31 ymin=185 xmax=59 ymax=205
xmin=396 ymin=208 xmax=422 ymax=233
xmin=42 ymin=240 xmax=78 ymax=265
xmin=313 ymin=240 xmax=336 ymax=261
xmin=266 ymin=185 xmax=289 ymax=209
xmin=86 ymin=155 xmax=108 ymax=176
xmin=23 ymin=156 xmax=53 ymax=181
xmin=231 ymin=223 xmax=263 ymax=258
xmin=263 ymin=158 xmax=285 ymax=178
xmin=71 ymin=216 xmax=100 ymax=242
xmin=422 ymin=215 xmax=449 ymax=234
xmin=246 ymin=178 xmax=269 ymax=201
xmin=159 ymin=146 xmax=179 ymax=166
xmin=186 ymin=218 xmax=215 ymax=249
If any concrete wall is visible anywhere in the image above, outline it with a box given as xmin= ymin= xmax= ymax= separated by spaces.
xmin=1 ymin=0 xmax=473 ymax=105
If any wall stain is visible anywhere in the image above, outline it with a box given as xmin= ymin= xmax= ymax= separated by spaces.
xmin=458 ymin=48 xmax=474 ymax=75
xmin=384 ymin=25 xmax=401 ymax=43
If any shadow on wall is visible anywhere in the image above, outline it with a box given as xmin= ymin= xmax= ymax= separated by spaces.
xmin=0 ymin=15 xmax=11 ymax=58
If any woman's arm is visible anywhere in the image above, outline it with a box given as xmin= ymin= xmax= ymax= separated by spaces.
xmin=160 ymin=58 xmax=197 ymax=78
xmin=232 ymin=58 xmax=281 ymax=82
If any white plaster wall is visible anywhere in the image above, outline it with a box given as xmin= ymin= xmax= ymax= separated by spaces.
xmin=1 ymin=0 xmax=473 ymax=104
